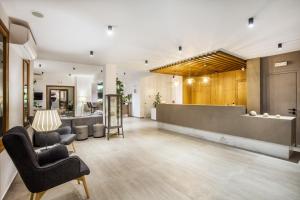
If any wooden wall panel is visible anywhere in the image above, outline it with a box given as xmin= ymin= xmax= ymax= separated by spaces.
xmin=183 ymin=70 xmax=247 ymax=106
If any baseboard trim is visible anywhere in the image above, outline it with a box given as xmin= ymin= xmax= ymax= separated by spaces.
xmin=158 ymin=122 xmax=291 ymax=159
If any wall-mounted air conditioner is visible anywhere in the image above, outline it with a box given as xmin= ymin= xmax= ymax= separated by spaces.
xmin=9 ymin=21 xmax=37 ymax=60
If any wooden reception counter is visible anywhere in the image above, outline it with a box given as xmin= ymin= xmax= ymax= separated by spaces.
xmin=157 ymin=104 xmax=296 ymax=159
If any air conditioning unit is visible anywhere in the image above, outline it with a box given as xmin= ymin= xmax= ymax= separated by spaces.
xmin=34 ymin=72 xmax=44 ymax=80
xmin=9 ymin=22 xmax=37 ymax=60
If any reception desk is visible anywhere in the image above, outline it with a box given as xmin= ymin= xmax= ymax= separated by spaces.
xmin=157 ymin=104 xmax=296 ymax=159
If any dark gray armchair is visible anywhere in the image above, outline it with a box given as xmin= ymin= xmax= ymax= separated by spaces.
xmin=33 ymin=126 xmax=76 ymax=152
xmin=3 ymin=126 xmax=90 ymax=200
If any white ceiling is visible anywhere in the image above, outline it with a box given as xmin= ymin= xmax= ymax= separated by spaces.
xmin=2 ymin=0 xmax=300 ymax=72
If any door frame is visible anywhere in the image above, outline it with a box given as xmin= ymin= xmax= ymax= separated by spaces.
xmin=23 ymin=59 xmax=30 ymax=126
xmin=46 ymin=85 xmax=75 ymax=110
xmin=0 ymin=19 xmax=9 ymax=133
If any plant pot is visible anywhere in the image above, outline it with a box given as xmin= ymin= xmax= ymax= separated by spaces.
xmin=151 ymin=108 xmax=156 ymax=120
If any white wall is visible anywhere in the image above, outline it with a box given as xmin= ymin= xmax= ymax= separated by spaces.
xmin=75 ymin=75 xmax=93 ymax=115
xmin=126 ymin=73 xmax=183 ymax=118
xmin=33 ymin=72 xmax=76 ymax=109
xmin=32 ymin=59 xmax=103 ymax=116
xmin=0 ymin=4 xmax=21 ymax=199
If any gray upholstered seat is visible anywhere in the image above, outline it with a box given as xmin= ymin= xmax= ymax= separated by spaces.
xmin=60 ymin=134 xmax=76 ymax=144
xmin=93 ymin=123 xmax=105 ymax=138
xmin=32 ymin=126 xmax=77 ymax=152
xmin=75 ymin=125 xmax=89 ymax=140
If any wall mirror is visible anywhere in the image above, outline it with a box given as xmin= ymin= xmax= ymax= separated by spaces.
xmin=46 ymin=85 xmax=75 ymax=116
xmin=23 ymin=60 xmax=30 ymax=126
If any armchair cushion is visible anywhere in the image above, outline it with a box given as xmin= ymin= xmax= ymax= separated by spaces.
xmin=56 ymin=126 xmax=72 ymax=135
xmin=37 ymin=144 xmax=69 ymax=166
xmin=34 ymin=132 xmax=61 ymax=147
xmin=60 ymin=134 xmax=76 ymax=145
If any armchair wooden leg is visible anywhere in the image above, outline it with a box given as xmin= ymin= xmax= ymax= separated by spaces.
xmin=34 ymin=191 xmax=46 ymax=200
xmin=30 ymin=193 xmax=34 ymax=200
xmin=71 ymin=142 xmax=76 ymax=152
xmin=79 ymin=176 xmax=90 ymax=199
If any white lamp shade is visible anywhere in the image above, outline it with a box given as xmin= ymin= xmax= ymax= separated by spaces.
xmin=32 ymin=110 xmax=62 ymax=132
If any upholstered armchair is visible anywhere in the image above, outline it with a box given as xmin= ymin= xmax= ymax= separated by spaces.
xmin=3 ymin=126 xmax=90 ymax=200
xmin=33 ymin=126 xmax=76 ymax=152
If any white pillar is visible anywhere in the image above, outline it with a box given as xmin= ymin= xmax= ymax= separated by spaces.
xmin=104 ymin=64 xmax=117 ymax=95
xmin=103 ymin=64 xmax=117 ymax=123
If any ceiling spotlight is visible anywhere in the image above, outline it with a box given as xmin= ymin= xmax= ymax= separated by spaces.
xmin=145 ymin=60 xmax=148 ymax=65
xmin=90 ymin=51 xmax=94 ymax=57
xmin=187 ymin=78 xmax=194 ymax=85
xmin=278 ymin=43 xmax=283 ymax=49
xmin=248 ymin=17 xmax=254 ymax=28
xmin=241 ymin=67 xmax=245 ymax=71
xmin=107 ymin=25 xmax=113 ymax=36
xmin=202 ymin=77 xmax=210 ymax=84
xmin=178 ymin=46 xmax=182 ymax=53
xmin=73 ymin=67 xmax=76 ymax=70
xmin=32 ymin=11 xmax=44 ymax=18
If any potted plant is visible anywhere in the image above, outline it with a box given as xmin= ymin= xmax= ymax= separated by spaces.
xmin=151 ymin=92 xmax=161 ymax=120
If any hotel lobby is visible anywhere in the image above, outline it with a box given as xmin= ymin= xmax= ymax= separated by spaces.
xmin=0 ymin=1 xmax=300 ymax=200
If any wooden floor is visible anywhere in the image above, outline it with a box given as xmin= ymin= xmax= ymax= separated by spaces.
xmin=4 ymin=118 xmax=300 ymax=200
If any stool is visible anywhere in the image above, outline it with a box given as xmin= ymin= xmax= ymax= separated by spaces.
xmin=74 ymin=125 xmax=89 ymax=141
xmin=93 ymin=124 xmax=105 ymax=138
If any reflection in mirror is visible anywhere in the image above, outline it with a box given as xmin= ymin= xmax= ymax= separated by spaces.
xmin=0 ymin=34 xmax=3 ymax=136
xmin=23 ymin=60 xmax=30 ymax=126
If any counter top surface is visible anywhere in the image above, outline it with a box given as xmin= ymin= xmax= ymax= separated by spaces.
xmin=161 ymin=103 xmax=245 ymax=108
xmin=61 ymin=114 xmax=102 ymax=120
xmin=241 ymin=114 xmax=295 ymax=120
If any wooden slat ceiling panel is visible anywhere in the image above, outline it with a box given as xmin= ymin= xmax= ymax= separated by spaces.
xmin=150 ymin=50 xmax=246 ymax=76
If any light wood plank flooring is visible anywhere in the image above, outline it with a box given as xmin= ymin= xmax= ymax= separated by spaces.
xmin=4 ymin=118 xmax=300 ymax=200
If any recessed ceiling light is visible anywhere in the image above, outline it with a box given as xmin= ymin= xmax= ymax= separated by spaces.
xmin=145 ymin=60 xmax=148 ymax=65
xmin=248 ymin=17 xmax=254 ymax=28
xmin=32 ymin=11 xmax=44 ymax=18
xmin=278 ymin=43 xmax=283 ymax=49
xmin=202 ymin=77 xmax=210 ymax=84
xmin=187 ymin=78 xmax=194 ymax=85
xmin=90 ymin=51 xmax=94 ymax=57
xmin=107 ymin=25 xmax=113 ymax=36
xmin=178 ymin=46 xmax=182 ymax=53
xmin=241 ymin=67 xmax=245 ymax=71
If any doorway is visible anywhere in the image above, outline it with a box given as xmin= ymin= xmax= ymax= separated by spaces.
xmin=46 ymin=85 xmax=75 ymax=116
xmin=268 ymin=72 xmax=298 ymax=145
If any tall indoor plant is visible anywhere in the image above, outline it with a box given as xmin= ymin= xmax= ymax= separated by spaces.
xmin=151 ymin=92 xmax=161 ymax=120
